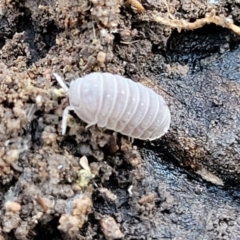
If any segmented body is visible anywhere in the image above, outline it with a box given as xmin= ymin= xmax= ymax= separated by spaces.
xmin=54 ymin=72 xmax=171 ymax=140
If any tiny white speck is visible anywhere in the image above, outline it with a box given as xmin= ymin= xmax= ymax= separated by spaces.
xmin=58 ymin=165 xmax=63 ymax=170
xmin=128 ymin=185 xmax=133 ymax=195
xmin=141 ymin=103 xmax=144 ymax=106
xmin=208 ymin=0 xmax=219 ymax=4
xmin=36 ymin=95 xmax=42 ymax=103
xmin=107 ymin=94 xmax=110 ymax=98
xmin=132 ymin=98 xmax=135 ymax=101
xmin=121 ymin=91 xmax=124 ymax=94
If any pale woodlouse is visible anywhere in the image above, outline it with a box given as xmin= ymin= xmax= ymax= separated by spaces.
xmin=53 ymin=72 xmax=171 ymax=140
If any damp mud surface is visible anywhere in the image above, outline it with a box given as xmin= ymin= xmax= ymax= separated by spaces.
xmin=1 ymin=0 xmax=240 ymax=239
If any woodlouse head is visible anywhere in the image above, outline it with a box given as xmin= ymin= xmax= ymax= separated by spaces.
xmin=68 ymin=78 xmax=82 ymax=108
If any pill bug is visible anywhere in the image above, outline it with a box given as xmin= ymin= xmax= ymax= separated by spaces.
xmin=53 ymin=72 xmax=171 ymax=140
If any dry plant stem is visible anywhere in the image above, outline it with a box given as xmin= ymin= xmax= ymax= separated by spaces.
xmin=127 ymin=0 xmax=145 ymax=13
xmin=153 ymin=10 xmax=240 ymax=36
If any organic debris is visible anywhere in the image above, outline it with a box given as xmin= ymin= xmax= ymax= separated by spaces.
xmin=152 ymin=9 xmax=240 ymax=35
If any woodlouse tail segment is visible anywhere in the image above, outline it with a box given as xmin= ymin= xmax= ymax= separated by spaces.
xmin=53 ymin=73 xmax=69 ymax=92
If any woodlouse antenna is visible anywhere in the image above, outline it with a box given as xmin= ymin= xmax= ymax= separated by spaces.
xmin=53 ymin=73 xmax=69 ymax=92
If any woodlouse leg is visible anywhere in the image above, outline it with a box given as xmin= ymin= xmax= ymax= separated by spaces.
xmin=62 ymin=106 xmax=74 ymax=135
xmin=53 ymin=73 xmax=69 ymax=92
xmin=127 ymin=136 xmax=134 ymax=143
xmin=98 ymin=126 xmax=103 ymax=137
xmin=95 ymin=126 xmax=107 ymax=136
xmin=85 ymin=123 xmax=96 ymax=129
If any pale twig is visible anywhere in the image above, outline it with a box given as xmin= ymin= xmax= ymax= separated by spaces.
xmin=152 ymin=9 xmax=240 ymax=36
